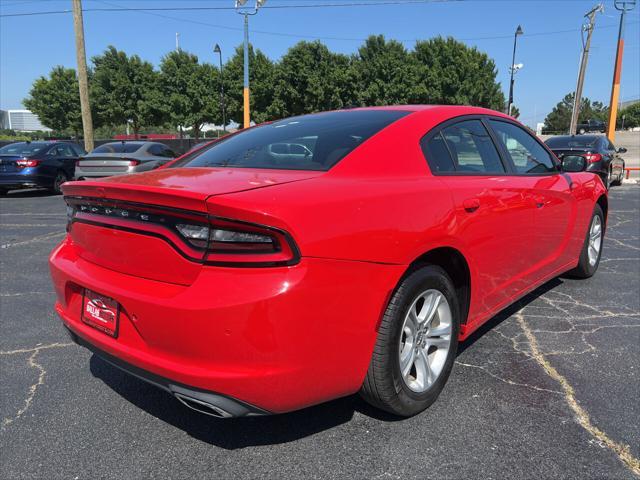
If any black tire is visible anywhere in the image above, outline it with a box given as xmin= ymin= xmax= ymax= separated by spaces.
xmin=360 ymin=265 xmax=460 ymax=417
xmin=51 ymin=171 xmax=68 ymax=194
xmin=569 ymin=204 xmax=604 ymax=279
xmin=0 ymin=188 xmax=8 ymax=196
xmin=612 ymin=164 xmax=624 ymax=186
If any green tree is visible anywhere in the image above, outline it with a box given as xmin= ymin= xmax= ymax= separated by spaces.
xmin=223 ymin=44 xmax=276 ymax=124
xmin=618 ymin=102 xmax=640 ymax=129
xmin=24 ymin=66 xmax=85 ymax=136
xmin=269 ymin=41 xmax=354 ymax=118
xmin=351 ymin=35 xmax=419 ymax=106
xmin=159 ymin=50 xmax=220 ymax=138
xmin=510 ymin=105 xmax=520 ymax=119
xmin=91 ymin=46 xmax=165 ymax=138
xmin=543 ymin=92 xmax=609 ymax=133
xmin=412 ymin=37 xmax=505 ymax=109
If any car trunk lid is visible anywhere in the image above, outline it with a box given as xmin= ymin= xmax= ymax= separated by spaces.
xmin=63 ymin=167 xmax=320 ymax=285
xmin=0 ymin=155 xmax=23 ymax=174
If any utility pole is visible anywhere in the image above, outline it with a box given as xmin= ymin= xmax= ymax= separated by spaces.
xmin=569 ymin=3 xmax=604 ymax=135
xmin=606 ymin=0 xmax=636 ymax=141
xmin=71 ymin=0 xmax=94 ymax=151
xmin=235 ymin=0 xmax=266 ymax=129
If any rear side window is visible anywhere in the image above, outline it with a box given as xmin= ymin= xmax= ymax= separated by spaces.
xmin=422 ymin=119 xmax=504 ymax=174
xmin=490 ymin=120 xmax=557 ymax=174
xmin=172 ymin=110 xmax=409 ymax=171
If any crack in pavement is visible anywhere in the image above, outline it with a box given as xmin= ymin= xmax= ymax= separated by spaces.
xmin=1 ymin=343 xmax=74 ymax=429
xmin=514 ymin=311 xmax=640 ymax=477
xmin=455 ymin=360 xmax=562 ymax=394
xmin=0 ymin=291 xmax=54 ymax=297
xmin=1 ymin=231 xmax=65 ymax=249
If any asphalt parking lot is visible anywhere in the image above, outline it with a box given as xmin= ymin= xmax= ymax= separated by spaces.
xmin=1 ymin=186 xmax=639 ymax=479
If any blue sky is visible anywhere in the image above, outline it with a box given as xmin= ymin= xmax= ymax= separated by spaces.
xmin=1 ymin=0 xmax=639 ymax=128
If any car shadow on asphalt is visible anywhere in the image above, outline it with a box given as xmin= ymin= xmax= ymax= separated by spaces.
xmin=89 ymin=277 xmax=564 ymax=449
xmin=2 ymin=189 xmax=59 ymax=198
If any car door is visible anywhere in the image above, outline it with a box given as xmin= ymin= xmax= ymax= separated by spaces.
xmin=487 ymin=119 xmax=576 ymax=279
xmin=421 ymin=117 xmax=537 ymax=320
xmin=41 ymin=145 xmax=64 ymax=179
xmin=57 ymin=144 xmax=79 ymax=178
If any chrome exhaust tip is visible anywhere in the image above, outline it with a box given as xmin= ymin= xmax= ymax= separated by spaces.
xmin=174 ymin=393 xmax=233 ymax=418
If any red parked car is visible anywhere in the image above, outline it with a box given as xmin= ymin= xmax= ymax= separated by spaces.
xmin=49 ymin=106 xmax=607 ymax=418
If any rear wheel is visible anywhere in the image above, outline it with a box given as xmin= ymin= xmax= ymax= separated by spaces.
xmin=51 ymin=171 xmax=68 ymax=194
xmin=612 ymin=164 xmax=624 ymax=186
xmin=360 ymin=265 xmax=460 ymax=417
xmin=569 ymin=204 xmax=604 ymax=278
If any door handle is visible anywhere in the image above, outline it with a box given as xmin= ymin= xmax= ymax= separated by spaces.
xmin=463 ymin=198 xmax=480 ymax=213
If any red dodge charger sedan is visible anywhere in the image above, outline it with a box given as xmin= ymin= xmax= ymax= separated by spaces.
xmin=49 ymin=106 xmax=607 ymax=418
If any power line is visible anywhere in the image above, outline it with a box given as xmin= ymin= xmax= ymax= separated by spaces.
xmin=0 ymin=0 xmax=463 ymax=17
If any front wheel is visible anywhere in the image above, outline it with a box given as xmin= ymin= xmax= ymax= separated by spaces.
xmin=569 ymin=204 xmax=604 ymax=278
xmin=360 ymin=265 xmax=460 ymax=417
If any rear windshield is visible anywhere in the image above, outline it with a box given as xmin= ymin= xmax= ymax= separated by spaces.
xmin=172 ymin=110 xmax=409 ymax=171
xmin=92 ymin=143 xmax=144 ymax=154
xmin=545 ymin=136 xmax=599 ymax=149
xmin=0 ymin=143 xmax=48 ymax=156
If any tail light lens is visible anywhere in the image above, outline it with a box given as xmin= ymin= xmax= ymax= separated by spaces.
xmin=176 ymin=218 xmax=297 ymax=264
xmin=584 ymin=153 xmax=602 ymax=163
xmin=16 ymin=159 xmax=40 ymax=168
xmin=66 ymin=198 xmax=299 ymax=266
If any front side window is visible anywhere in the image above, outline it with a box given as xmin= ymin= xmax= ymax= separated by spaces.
xmin=172 ymin=110 xmax=409 ymax=171
xmin=490 ymin=120 xmax=557 ymax=174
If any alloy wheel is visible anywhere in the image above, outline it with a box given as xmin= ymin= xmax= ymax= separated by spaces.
xmin=398 ymin=289 xmax=452 ymax=393
xmin=588 ymin=215 xmax=602 ymax=266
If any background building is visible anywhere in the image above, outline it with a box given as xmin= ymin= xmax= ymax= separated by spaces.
xmin=0 ymin=109 xmax=51 ymax=132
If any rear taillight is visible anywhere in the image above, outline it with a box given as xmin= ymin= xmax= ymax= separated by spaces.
xmin=176 ymin=218 xmax=296 ymax=265
xmin=16 ymin=159 xmax=40 ymax=168
xmin=65 ymin=198 xmax=299 ymax=266
xmin=584 ymin=153 xmax=602 ymax=163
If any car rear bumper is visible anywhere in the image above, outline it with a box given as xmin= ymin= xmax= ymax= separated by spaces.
xmin=49 ymin=236 xmax=405 ymax=414
xmin=0 ymin=172 xmax=52 ymax=189
xmin=64 ymin=326 xmax=268 ymax=417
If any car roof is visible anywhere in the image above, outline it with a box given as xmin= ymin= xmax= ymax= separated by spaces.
xmin=548 ymin=135 xmax=601 ymax=141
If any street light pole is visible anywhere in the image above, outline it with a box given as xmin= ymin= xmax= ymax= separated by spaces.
xmin=235 ymin=0 xmax=266 ymax=129
xmin=213 ymin=44 xmax=227 ymax=133
xmin=506 ymin=25 xmax=523 ymax=116
xmin=606 ymin=0 xmax=636 ymax=141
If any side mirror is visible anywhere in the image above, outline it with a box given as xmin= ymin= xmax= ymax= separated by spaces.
xmin=561 ymin=155 xmax=587 ymax=173
xmin=617 ymin=147 xmax=627 ymax=154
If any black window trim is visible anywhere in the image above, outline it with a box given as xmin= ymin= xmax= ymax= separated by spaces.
xmin=420 ymin=114 xmax=561 ymax=177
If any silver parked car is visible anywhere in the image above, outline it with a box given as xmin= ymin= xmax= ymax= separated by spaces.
xmin=75 ymin=141 xmax=177 ymax=180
